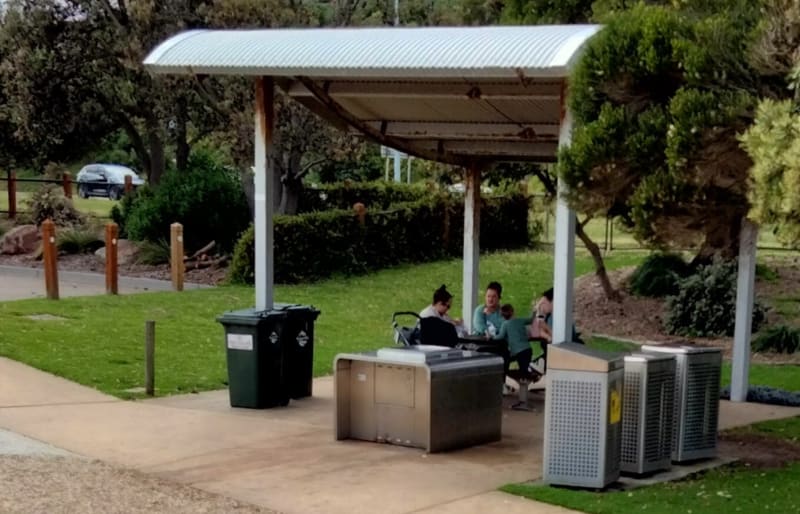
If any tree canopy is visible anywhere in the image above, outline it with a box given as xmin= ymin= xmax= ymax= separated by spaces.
xmin=558 ymin=0 xmax=775 ymax=259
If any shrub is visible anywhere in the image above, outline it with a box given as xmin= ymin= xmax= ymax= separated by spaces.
xmin=664 ymin=258 xmax=767 ymax=337
xmin=25 ymin=185 xmax=84 ymax=227
xmin=56 ymin=226 xmax=103 ymax=254
xmin=229 ymin=192 xmax=531 ymax=284
xmin=752 ymin=325 xmax=800 ymax=354
xmin=136 ymin=240 xmax=170 ymax=265
xmin=299 ymin=182 xmax=433 ymax=212
xmin=121 ymin=151 xmax=250 ymax=253
xmin=629 ymin=253 xmax=691 ymax=297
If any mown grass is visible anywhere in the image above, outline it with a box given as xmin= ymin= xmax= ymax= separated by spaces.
xmin=0 ymin=190 xmax=116 ymax=218
xmin=501 ymin=416 xmax=800 ymax=514
xmin=0 ymin=250 xmax=644 ymax=399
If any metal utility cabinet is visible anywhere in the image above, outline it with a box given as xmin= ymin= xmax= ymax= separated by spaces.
xmin=543 ymin=343 xmax=625 ymax=488
xmin=642 ymin=345 xmax=721 ymax=463
xmin=334 ymin=345 xmax=504 ymax=453
xmin=621 ymin=353 xmax=676 ymax=475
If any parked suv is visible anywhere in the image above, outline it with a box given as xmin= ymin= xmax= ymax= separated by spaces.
xmin=76 ymin=164 xmax=145 ymax=200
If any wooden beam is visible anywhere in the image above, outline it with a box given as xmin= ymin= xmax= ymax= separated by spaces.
xmin=356 ymin=121 xmax=560 ymax=140
xmin=415 ymin=140 xmax=559 ymax=157
xmin=296 ymin=76 xmax=468 ymax=166
xmin=287 ymin=80 xmax=562 ymax=100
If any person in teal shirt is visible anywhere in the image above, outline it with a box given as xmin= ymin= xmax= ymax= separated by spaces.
xmin=472 ymin=281 xmax=504 ymax=336
xmin=493 ymin=303 xmax=535 ymax=378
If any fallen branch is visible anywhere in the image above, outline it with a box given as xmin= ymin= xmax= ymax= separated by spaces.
xmin=185 ymin=255 xmax=228 ymax=269
xmin=185 ymin=240 xmax=216 ymax=261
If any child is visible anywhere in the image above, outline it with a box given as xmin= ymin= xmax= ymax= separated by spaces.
xmin=493 ymin=304 xmax=538 ymax=381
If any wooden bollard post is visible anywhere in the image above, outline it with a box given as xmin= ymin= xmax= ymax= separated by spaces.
xmin=8 ymin=170 xmax=16 ymax=219
xmin=170 ymin=222 xmax=184 ymax=291
xmin=62 ymin=172 xmax=72 ymax=199
xmin=145 ymin=320 xmax=155 ymax=396
xmin=42 ymin=219 xmax=59 ymax=300
xmin=105 ymin=222 xmax=118 ymax=294
xmin=124 ymin=175 xmax=133 ymax=195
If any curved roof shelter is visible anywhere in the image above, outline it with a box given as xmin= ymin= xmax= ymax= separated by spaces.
xmin=143 ymin=25 xmax=598 ymax=348
xmin=145 ymin=25 xmax=600 ymax=164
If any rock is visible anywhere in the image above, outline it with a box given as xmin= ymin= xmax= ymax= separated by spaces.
xmin=0 ymin=225 xmax=41 ymax=255
xmin=95 ymin=239 xmax=140 ymax=265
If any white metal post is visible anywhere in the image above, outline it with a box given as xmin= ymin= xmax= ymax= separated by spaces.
xmin=254 ymin=77 xmax=276 ymax=311
xmin=462 ymin=165 xmax=481 ymax=333
xmin=731 ymin=219 xmax=758 ymax=402
xmin=393 ymin=149 xmax=402 ymax=182
xmin=552 ymin=110 xmax=575 ymax=344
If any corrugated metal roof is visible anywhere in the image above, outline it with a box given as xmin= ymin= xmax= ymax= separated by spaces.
xmin=144 ymin=25 xmax=601 ymax=79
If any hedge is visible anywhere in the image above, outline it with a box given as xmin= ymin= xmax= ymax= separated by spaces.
xmin=230 ymin=192 xmax=533 ymax=284
xmin=299 ymin=181 xmax=433 ymax=212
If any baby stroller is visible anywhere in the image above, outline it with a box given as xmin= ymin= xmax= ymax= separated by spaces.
xmin=391 ymin=312 xmax=422 ymax=346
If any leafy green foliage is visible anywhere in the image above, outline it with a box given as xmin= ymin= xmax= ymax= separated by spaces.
xmin=229 ymin=193 xmax=534 ymax=284
xmin=299 ymin=182 xmax=434 ymax=212
xmin=665 ymin=258 xmax=767 ymax=337
xmin=753 ymin=325 xmax=800 ymax=354
xmin=561 ymin=2 xmax=763 ymax=257
xmin=135 ymin=240 xmax=170 ymax=266
xmin=121 ymin=152 xmax=250 ymax=253
xmin=628 ymin=253 xmax=690 ymax=297
xmin=56 ymin=226 xmax=103 ymax=255
xmin=739 ymin=99 xmax=800 ymax=248
xmin=501 ymin=0 xmax=593 ymax=24
xmin=25 ymin=185 xmax=84 ymax=227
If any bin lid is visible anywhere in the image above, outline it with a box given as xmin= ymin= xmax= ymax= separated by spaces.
xmin=624 ymin=352 xmax=675 ymax=364
xmin=376 ymin=345 xmax=464 ymax=364
xmin=547 ymin=342 xmax=625 ymax=372
xmin=273 ymin=303 xmax=321 ymax=319
xmin=641 ymin=344 xmax=721 ymax=355
xmin=216 ymin=308 xmax=288 ymax=324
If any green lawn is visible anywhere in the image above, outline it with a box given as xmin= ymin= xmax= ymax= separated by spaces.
xmin=0 ymin=250 xmax=644 ymax=398
xmin=501 ymin=416 xmax=800 ymax=514
xmin=0 ymin=190 xmax=116 ymax=218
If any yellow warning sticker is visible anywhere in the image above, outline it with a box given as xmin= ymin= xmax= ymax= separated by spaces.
xmin=610 ymin=389 xmax=622 ymax=424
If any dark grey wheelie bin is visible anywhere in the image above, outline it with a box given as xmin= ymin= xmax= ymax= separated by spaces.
xmin=276 ymin=303 xmax=321 ymax=399
xmin=217 ymin=308 xmax=291 ymax=409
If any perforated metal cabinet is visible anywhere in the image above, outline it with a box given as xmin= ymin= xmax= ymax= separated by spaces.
xmin=641 ymin=345 xmax=721 ymax=463
xmin=543 ymin=343 xmax=625 ymax=488
xmin=334 ymin=345 xmax=504 ymax=453
xmin=621 ymin=353 xmax=676 ymax=475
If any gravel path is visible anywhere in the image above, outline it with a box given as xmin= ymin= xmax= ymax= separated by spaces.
xmin=0 ymin=430 xmax=276 ymax=514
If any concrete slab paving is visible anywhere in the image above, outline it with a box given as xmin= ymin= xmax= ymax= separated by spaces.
xmin=1 ymin=355 xmax=800 ymax=514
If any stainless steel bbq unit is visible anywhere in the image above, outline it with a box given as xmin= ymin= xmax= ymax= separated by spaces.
xmin=334 ymin=345 xmax=504 ymax=453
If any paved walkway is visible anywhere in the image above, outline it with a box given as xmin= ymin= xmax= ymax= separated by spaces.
xmin=0 ymin=265 xmax=206 ymax=301
xmin=2 ymin=357 xmax=800 ymax=514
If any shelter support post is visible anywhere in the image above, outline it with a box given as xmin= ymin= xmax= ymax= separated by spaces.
xmin=254 ymin=77 xmax=276 ymax=311
xmin=731 ymin=219 xmax=758 ymax=402
xmin=552 ymin=110 xmax=575 ymax=344
xmin=462 ymin=164 xmax=481 ymax=333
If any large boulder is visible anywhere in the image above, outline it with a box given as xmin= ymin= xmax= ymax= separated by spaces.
xmin=0 ymin=225 xmax=41 ymax=255
xmin=94 ymin=239 xmax=140 ymax=266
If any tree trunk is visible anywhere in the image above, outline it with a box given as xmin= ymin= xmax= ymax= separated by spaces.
xmin=691 ymin=216 xmax=742 ymax=266
xmin=175 ymin=96 xmax=189 ymax=172
xmin=575 ymin=218 xmax=622 ymax=302
xmin=146 ymin=115 xmax=165 ymax=184
xmin=278 ymin=151 xmax=303 ymax=215
xmin=118 ymin=115 xmax=150 ymax=177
